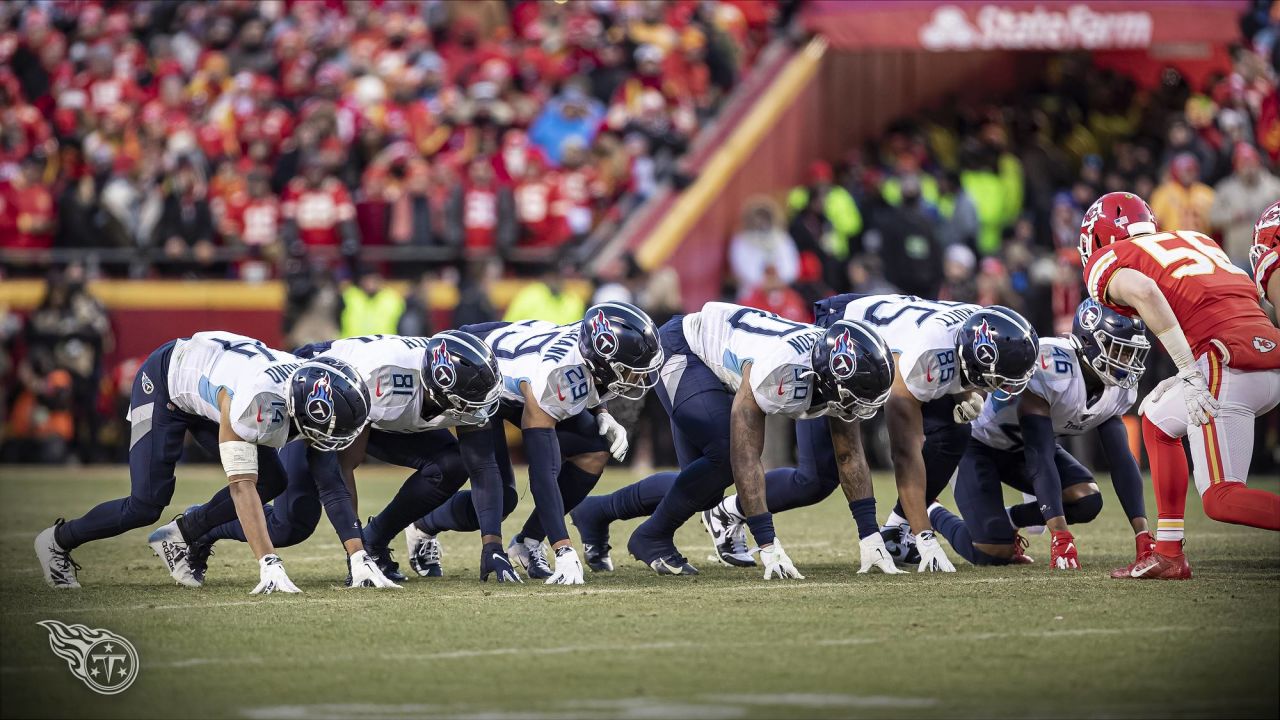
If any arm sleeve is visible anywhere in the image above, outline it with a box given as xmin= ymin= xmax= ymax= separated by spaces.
xmin=1096 ymin=415 xmax=1145 ymax=521
xmin=459 ymin=426 xmax=505 ymax=538
xmin=522 ymin=426 xmax=568 ymax=544
xmin=308 ymin=447 xmax=363 ymax=543
xmin=1019 ymin=412 xmax=1065 ymax=521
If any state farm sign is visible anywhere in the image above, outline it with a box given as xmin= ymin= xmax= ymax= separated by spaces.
xmin=919 ymin=4 xmax=1154 ymax=51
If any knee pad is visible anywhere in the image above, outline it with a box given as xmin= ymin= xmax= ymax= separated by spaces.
xmin=971 ymin=546 xmax=1014 ymax=566
xmin=128 ymin=498 xmax=166 ymax=527
xmin=434 ymin=452 xmax=469 ymax=493
xmin=1201 ymin=482 xmax=1237 ymax=523
xmin=1064 ymin=492 xmax=1103 ymax=524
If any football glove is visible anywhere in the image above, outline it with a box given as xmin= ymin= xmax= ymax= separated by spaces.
xmin=1049 ymin=530 xmax=1080 ymax=570
xmin=480 ymin=542 xmax=523 ymax=583
xmin=915 ymin=531 xmax=956 ymax=573
xmin=1138 ymin=375 xmax=1179 ymax=416
xmin=596 ymin=413 xmax=629 ymax=462
xmin=952 ymin=393 xmax=984 ymax=424
xmin=1176 ymin=367 xmax=1219 ymax=427
xmin=857 ymin=533 xmax=904 ymax=574
xmin=251 ymin=554 xmax=301 ymax=594
xmin=546 ymin=546 xmax=585 ymax=585
xmin=349 ymin=550 xmax=402 ymax=588
xmin=760 ymin=539 xmax=805 ymax=580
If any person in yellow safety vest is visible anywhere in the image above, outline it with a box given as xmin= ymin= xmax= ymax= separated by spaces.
xmin=340 ymin=266 xmax=405 ymax=338
xmin=786 ymin=160 xmax=861 ymax=261
xmin=503 ymin=264 xmax=586 ymax=325
xmin=880 ymin=154 xmax=939 ymax=209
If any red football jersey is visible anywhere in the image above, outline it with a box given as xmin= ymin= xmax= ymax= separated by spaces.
xmin=1084 ymin=230 xmax=1280 ymax=370
xmin=1253 ymin=246 xmax=1279 ymax=304
xmin=282 ymin=178 xmax=354 ymax=247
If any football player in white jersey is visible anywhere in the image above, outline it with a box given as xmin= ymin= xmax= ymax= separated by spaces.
xmin=410 ymin=302 xmax=663 ymax=585
xmin=180 ymin=331 xmax=511 ymax=586
xmin=808 ymin=294 xmax=1040 ymax=572
xmin=929 ymin=300 xmax=1154 ymax=569
xmin=611 ymin=302 xmax=896 ymax=577
xmin=34 ymin=333 xmax=370 ymax=593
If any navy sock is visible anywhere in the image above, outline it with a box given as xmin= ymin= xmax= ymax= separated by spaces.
xmin=602 ymin=472 xmax=676 ymax=521
xmin=204 ymin=517 xmax=247 ymax=543
xmin=929 ymin=505 xmax=980 ymax=565
xmin=849 ymin=498 xmax=879 ymax=539
xmin=1008 ymin=502 xmax=1044 ymax=528
xmin=764 ymin=467 xmax=839 ymax=513
xmin=419 ymin=491 xmax=478 ymax=535
xmin=635 ymin=457 xmax=731 ymax=539
xmin=520 ymin=464 xmax=603 ymax=543
xmin=744 ymin=513 xmax=775 ymax=547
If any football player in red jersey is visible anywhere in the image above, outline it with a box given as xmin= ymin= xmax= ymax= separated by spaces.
xmin=1079 ymin=192 xmax=1280 ymax=580
xmin=1250 ymin=200 xmax=1280 ymax=310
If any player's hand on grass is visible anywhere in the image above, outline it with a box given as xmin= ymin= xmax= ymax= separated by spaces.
xmin=760 ymin=539 xmax=805 ymax=580
xmin=915 ymin=531 xmax=956 ymax=573
xmin=349 ymin=550 xmax=402 ymax=588
xmin=480 ymin=542 xmax=523 ymax=583
xmin=546 ymin=547 xmax=585 ymax=585
xmin=251 ymin=554 xmax=301 ymax=594
xmin=952 ymin=393 xmax=984 ymax=424
xmin=596 ymin=413 xmax=629 ymax=462
xmin=857 ymin=533 xmax=904 ymax=574
xmin=1176 ymin=367 xmax=1219 ymax=426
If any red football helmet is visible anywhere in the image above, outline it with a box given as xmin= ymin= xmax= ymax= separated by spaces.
xmin=1249 ymin=200 xmax=1280 ymax=270
xmin=1078 ymin=192 xmax=1158 ymax=266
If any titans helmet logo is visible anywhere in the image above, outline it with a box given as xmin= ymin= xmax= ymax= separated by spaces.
xmin=431 ymin=340 xmax=457 ymax=390
xmin=1080 ymin=300 xmax=1102 ymax=330
xmin=589 ymin=310 xmax=618 ymax=358
xmin=305 ymin=372 xmax=334 ymax=423
xmin=830 ymin=329 xmax=857 ymax=379
xmin=973 ymin=320 xmax=999 ymax=366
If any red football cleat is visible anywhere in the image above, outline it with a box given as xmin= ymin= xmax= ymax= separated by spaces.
xmin=1110 ymin=550 xmax=1192 ymax=580
xmin=1010 ymin=533 xmax=1034 ymax=564
xmin=1050 ymin=530 xmax=1080 ymax=569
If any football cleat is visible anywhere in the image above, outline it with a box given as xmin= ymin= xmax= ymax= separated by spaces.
xmin=569 ymin=503 xmax=610 ymax=549
xmin=187 ymin=537 xmax=214 ymax=585
xmin=582 ymin=543 xmax=614 ymax=572
xmin=649 ymin=553 xmax=699 ymax=576
xmin=1134 ymin=530 xmax=1156 ymax=563
xmin=34 ymin=520 xmax=81 ymax=589
xmin=880 ymin=524 xmax=920 ymax=566
xmin=1049 ymin=530 xmax=1080 ymax=570
xmin=700 ymin=503 xmax=755 ymax=567
xmin=508 ymin=537 xmax=553 ymax=579
xmin=1111 ymin=550 xmax=1192 ymax=580
xmin=148 ymin=519 xmax=200 ymax=587
xmin=1010 ymin=533 xmax=1034 ymax=564
xmin=405 ymin=523 xmax=443 ymax=577
xmin=363 ymin=518 xmax=408 ymax=582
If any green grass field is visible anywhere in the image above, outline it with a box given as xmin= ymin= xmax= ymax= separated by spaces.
xmin=1 ymin=465 xmax=1277 ymax=719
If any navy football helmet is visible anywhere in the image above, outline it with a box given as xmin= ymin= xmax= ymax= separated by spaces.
xmin=809 ymin=320 xmax=895 ymax=421
xmin=957 ymin=307 xmax=1038 ymax=400
xmin=423 ymin=330 xmax=502 ymax=426
xmin=578 ymin=301 xmax=664 ymax=400
xmin=286 ymin=356 xmax=371 ymax=451
xmin=1070 ymin=299 xmax=1150 ymax=389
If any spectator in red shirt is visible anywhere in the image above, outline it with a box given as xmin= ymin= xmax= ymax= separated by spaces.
xmin=0 ymin=156 xmax=57 ymax=250
xmin=445 ymin=158 xmax=516 ymax=257
xmin=281 ymin=157 xmax=359 ymax=255
xmin=513 ymin=154 xmax=561 ymax=249
xmin=216 ymin=167 xmax=282 ymax=263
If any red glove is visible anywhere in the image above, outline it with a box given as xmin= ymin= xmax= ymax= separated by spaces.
xmin=1050 ymin=530 xmax=1080 ymax=570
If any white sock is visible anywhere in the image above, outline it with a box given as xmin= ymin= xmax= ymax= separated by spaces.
xmin=884 ymin=510 xmax=909 ymax=529
xmin=723 ymin=495 xmax=745 ymax=522
xmin=927 ymin=502 xmax=944 ymax=516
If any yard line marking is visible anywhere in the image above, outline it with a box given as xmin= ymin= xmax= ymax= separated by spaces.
xmin=701 ymin=693 xmax=938 ymax=709
xmin=382 ymin=641 xmax=695 ymax=662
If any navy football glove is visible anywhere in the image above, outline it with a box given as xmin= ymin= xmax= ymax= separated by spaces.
xmin=480 ymin=542 xmax=523 ymax=583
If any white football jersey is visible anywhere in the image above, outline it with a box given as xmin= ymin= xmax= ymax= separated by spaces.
xmin=971 ymin=337 xmax=1137 ymax=451
xmin=480 ymin=320 xmax=605 ymax=422
xmin=838 ymin=294 xmax=978 ymax=403
xmin=682 ymin=302 xmax=824 ymax=418
xmin=316 ymin=335 xmax=463 ymax=434
xmin=165 ymin=332 xmax=301 ymax=447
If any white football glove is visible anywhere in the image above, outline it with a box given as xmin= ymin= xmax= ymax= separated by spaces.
xmin=915 ymin=531 xmax=956 ymax=573
xmin=1138 ymin=375 xmax=1180 ymax=417
xmin=546 ymin=547 xmax=585 ymax=585
xmin=759 ymin=539 xmax=805 ymax=580
xmin=952 ymin=393 xmax=984 ymax=424
xmin=596 ymin=413 xmax=629 ymax=462
xmin=251 ymin=554 xmax=301 ymax=594
xmin=349 ymin=550 xmax=402 ymax=589
xmin=857 ymin=533 xmax=904 ymax=574
xmin=1176 ymin=367 xmax=1219 ymax=427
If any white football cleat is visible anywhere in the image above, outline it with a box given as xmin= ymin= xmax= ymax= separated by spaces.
xmin=35 ymin=521 xmax=81 ymax=589
xmin=701 ymin=500 xmax=755 ymax=567
xmin=508 ymin=536 xmax=553 ymax=579
xmin=148 ymin=520 xmax=200 ymax=587
xmin=405 ymin=523 xmax=443 ymax=577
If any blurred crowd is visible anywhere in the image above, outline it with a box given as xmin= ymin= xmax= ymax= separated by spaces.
xmin=0 ymin=0 xmax=791 ymax=280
